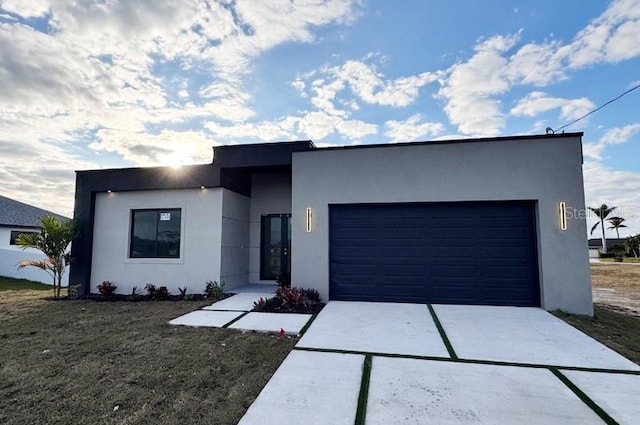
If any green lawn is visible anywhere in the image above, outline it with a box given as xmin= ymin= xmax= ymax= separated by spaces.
xmin=0 ymin=288 xmax=295 ymax=425
xmin=0 ymin=276 xmax=52 ymax=291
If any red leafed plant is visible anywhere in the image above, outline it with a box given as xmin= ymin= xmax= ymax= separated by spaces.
xmin=97 ymin=281 xmax=117 ymax=298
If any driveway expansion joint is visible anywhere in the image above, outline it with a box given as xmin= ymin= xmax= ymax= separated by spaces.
xmin=221 ymin=311 xmax=250 ymax=328
xmin=354 ymin=354 xmax=372 ymax=425
xmin=550 ymin=368 xmax=621 ymax=425
xmin=292 ymin=346 xmax=640 ymax=375
xmin=427 ymin=304 xmax=458 ymax=359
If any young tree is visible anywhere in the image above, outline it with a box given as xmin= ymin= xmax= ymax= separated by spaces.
xmin=588 ymin=204 xmax=616 ymax=254
xmin=607 ymin=216 xmax=627 ymax=238
xmin=626 ymin=234 xmax=640 ymax=259
xmin=16 ymin=215 xmax=76 ymax=299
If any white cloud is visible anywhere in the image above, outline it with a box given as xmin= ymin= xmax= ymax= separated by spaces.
xmin=384 ymin=114 xmax=444 ymax=142
xmin=0 ymin=0 xmax=363 ymax=216
xmin=606 ymin=19 xmax=640 ymax=61
xmin=204 ymin=111 xmax=377 ymax=142
xmin=0 ymin=0 xmax=50 ymax=18
xmin=510 ymin=92 xmax=595 ymax=121
xmin=437 ymin=0 xmax=640 ymax=136
xmin=437 ymin=34 xmax=519 ymax=136
xmin=583 ymin=123 xmax=640 ymax=161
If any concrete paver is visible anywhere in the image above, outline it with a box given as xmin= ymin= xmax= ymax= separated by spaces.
xmin=229 ymin=312 xmax=312 ymax=335
xmin=238 ymin=350 xmax=364 ymax=425
xmin=434 ymin=304 xmax=640 ymax=370
xmin=202 ymin=293 xmax=267 ymax=311
xmin=366 ymin=357 xmax=604 ymax=424
xmin=563 ymin=370 xmax=640 ymax=425
xmin=168 ymin=310 xmax=242 ymax=327
xmin=297 ymin=301 xmax=449 ymax=357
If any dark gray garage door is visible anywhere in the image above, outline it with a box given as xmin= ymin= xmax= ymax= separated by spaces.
xmin=329 ymin=202 xmax=539 ymax=306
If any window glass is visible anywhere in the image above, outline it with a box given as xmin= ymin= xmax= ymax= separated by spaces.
xmin=130 ymin=209 xmax=181 ymax=258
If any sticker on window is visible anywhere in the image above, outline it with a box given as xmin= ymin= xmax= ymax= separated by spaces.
xmin=160 ymin=212 xmax=171 ymax=221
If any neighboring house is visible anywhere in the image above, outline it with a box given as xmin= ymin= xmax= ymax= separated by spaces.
xmin=70 ymin=133 xmax=592 ymax=314
xmin=588 ymin=238 xmax=628 ymax=258
xmin=0 ymin=195 xmax=70 ymax=285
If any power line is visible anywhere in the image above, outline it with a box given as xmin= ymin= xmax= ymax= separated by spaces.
xmin=553 ymin=81 xmax=640 ymax=133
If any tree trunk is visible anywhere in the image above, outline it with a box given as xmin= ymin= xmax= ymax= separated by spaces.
xmin=600 ymin=218 xmax=607 ymax=254
xmin=56 ymin=273 xmax=62 ymax=298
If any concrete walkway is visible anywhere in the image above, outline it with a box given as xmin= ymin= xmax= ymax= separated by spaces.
xmin=169 ymin=285 xmax=313 ymax=336
xmin=240 ymin=302 xmax=640 ymax=425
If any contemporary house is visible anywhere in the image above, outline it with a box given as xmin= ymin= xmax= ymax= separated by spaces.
xmin=70 ymin=133 xmax=592 ymax=314
xmin=0 ymin=194 xmax=70 ymax=285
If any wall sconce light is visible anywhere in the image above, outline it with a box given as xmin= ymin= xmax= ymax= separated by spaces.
xmin=107 ymin=189 xmax=112 ymax=193
xmin=306 ymin=207 xmax=312 ymax=233
xmin=558 ymin=201 xmax=567 ymax=231
xmin=200 ymin=185 xmax=206 ymax=189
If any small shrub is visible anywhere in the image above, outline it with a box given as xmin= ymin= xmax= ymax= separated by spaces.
xmin=204 ymin=280 xmax=226 ymax=301
xmin=145 ymin=283 xmax=157 ymax=299
xmin=301 ymin=288 xmax=321 ymax=303
xmin=145 ymin=284 xmax=169 ymax=300
xmin=278 ymin=287 xmax=306 ymax=308
xmin=178 ymin=286 xmax=188 ymax=298
xmin=97 ymin=281 xmax=117 ymax=298
xmin=67 ymin=284 xmax=80 ymax=299
xmin=127 ymin=286 xmax=139 ymax=302
xmin=253 ymin=296 xmax=282 ymax=312
xmin=253 ymin=285 xmax=324 ymax=313
xmin=156 ymin=286 xmax=170 ymax=300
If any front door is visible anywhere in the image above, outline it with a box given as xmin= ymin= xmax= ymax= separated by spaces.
xmin=260 ymin=214 xmax=291 ymax=280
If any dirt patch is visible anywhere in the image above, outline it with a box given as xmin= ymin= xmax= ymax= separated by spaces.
xmin=591 ymin=263 xmax=640 ymax=316
xmin=0 ymin=291 xmax=295 ymax=425
xmin=555 ymin=304 xmax=640 ymax=365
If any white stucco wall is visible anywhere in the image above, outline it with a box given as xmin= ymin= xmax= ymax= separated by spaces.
xmin=220 ymin=189 xmax=250 ymax=289
xmin=91 ymin=188 xmax=222 ymax=295
xmin=0 ymin=227 xmax=70 ymax=285
xmin=248 ymin=172 xmax=292 ymax=283
xmin=291 ymin=136 xmax=592 ymax=315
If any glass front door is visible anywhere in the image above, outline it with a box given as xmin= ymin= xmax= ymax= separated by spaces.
xmin=260 ymin=214 xmax=291 ymax=280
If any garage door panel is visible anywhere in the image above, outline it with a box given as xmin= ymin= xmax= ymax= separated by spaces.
xmin=330 ymin=202 xmax=539 ymax=306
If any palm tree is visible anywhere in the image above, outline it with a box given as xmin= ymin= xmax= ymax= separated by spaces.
xmin=588 ymin=204 xmax=616 ymax=254
xmin=607 ymin=216 xmax=627 ymax=239
xmin=16 ymin=216 xmax=76 ymax=299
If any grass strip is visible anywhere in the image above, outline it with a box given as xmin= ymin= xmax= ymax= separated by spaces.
xmin=427 ymin=304 xmax=458 ymax=359
xmin=550 ymin=368 xmax=620 ymax=425
xmin=293 ymin=346 xmax=640 ymax=376
xmin=298 ymin=313 xmax=318 ymax=336
xmin=354 ymin=354 xmax=373 ymax=425
xmin=221 ymin=311 xmax=250 ymax=328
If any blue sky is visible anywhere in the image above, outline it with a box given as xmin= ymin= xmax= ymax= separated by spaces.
xmin=0 ymin=0 xmax=639 ymax=236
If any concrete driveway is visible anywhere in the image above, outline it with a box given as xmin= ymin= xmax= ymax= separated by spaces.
xmin=238 ymin=301 xmax=640 ymax=425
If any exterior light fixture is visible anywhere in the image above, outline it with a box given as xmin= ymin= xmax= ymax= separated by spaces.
xmin=107 ymin=189 xmax=112 ymax=193
xmin=306 ymin=207 xmax=312 ymax=233
xmin=200 ymin=185 xmax=205 ymax=189
xmin=559 ymin=202 xmax=567 ymax=231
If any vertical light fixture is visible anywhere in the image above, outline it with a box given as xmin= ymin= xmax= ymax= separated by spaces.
xmin=306 ymin=207 xmax=312 ymax=233
xmin=558 ymin=201 xmax=567 ymax=231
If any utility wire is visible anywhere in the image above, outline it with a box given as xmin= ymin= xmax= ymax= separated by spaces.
xmin=553 ymin=81 xmax=640 ymax=133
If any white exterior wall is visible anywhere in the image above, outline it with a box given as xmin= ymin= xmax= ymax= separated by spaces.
xmin=0 ymin=227 xmax=69 ymax=285
xmin=291 ymin=136 xmax=593 ymax=315
xmin=248 ymin=172 xmax=292 ymax=283
xmin=220 ymin=189 xmax=250 ymax=289
xmin=91 ymin=188 xmax=222 ymax=295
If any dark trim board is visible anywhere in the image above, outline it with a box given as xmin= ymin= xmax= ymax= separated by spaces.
xmin=329 ymin=201 xmax=540 ymax=307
